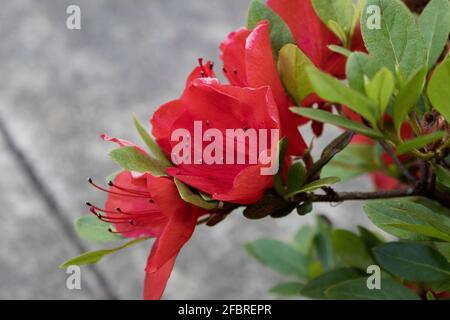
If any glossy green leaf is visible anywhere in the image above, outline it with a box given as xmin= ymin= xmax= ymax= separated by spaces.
xmin=278 ymin=44 xmax=315 ymax=104
xmin=327 ymin=45 xmax=352 ymax=57
xmin=286 ymin=177 xmax=341 ymax=197
xmin=428 ymin=56 xmax=450 ymax=122
xmin=434 ymin=164 xmax=450 ymax=189
xmin=174 ymin=178 xmax=218 ymax=210
xmin=393 ymin=65 xmax=428 ymax=135
xmin=60 ymin=238 xmax=148 ymax=269
xmin=432 ymin=279 xmax=450 ymax=293
xmin=332 ymin=229 xmax=374 ymax=269
xmin=274 ymin=137 xmax=288 ymax=196
xmin=373 ymin=242 xmax=450 ymax=282
xmin=364 ymin=198 xmax=450 ymax=241
xmin=245 ymin=239 xmax=309 ymax=278
xmin=75 ymin=215 xmax=125 ymax=243
xmin=326 ymin=277 xmax=420 ymax=300
xmin=435 ymin=242 xmax=450 ymax=262
xmin=312 ymin=0 xmax=353 ymax=35
xmin=296 ymin=200 xmax=313 ymax=216
xmin=364 ymin=67 xmax=395 ymax=116
xmin=397 ymin=132 xmax=447 ymax=155
xmin=346 ymin=52 xmax=380 ymax=93
xmin=419 ymin=0 xmax=450 ymax=69
xmin=109 ymin=146 xmax=166 ymax=176
xmin=358 ymin=226 xmax=384 ymax=250
xmin=385 ymin=223 xmax=450 ymax=242
xmin=315 ymin=216 xmax=337 ymax=270
xmin=133 ymin=115 xmax=171 ymax=167
xmin=310 ymin=131 xmax=355 ymax=178
xmin=361 ymin=0 xmax=427 ymax=79
xmin=269 ymin=282 xmax=304 ymax=297
xmin=292 ymin=225 xmax=316 ymax=256
xmin=247 ymin=0 xmax=295 ymax=56
xmin=286 ymin=162 xmax=307 ymax=194
xmin=322 ymin=144 xmax=377 ymax=181
xmin=306 ymin=67 xmax=378 ymax=124
xmin=301 ymin=268 xmax=362 ymax=299
xmin=290 ymin=107 xmax=383 ymax=139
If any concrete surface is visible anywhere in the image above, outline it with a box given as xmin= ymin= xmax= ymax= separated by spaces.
xmin=0 ymin=0 xmax=375 ymax=299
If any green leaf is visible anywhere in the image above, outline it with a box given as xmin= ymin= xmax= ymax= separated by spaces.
xmin=419 ymin=0 xmax=450 ymax=69
xmin=286 ymin=177 xmax=341 ymax=198
xmin=434 ymin=164 xmax=450 ymax=189
xmin=174 ymin=178 xmax=218 ymax=210
xmin=361 ymin=0 xmax=427 ymax=79
xmin=373 ymin=242 xmax=450 ymax=282
xmin=326 ymin=277 xmax=420 ymax=300
xmin=435 ymin=242 xmax=450 ymax=262
xmin=245 ymin=239 xmax=309 ymax=278
xmin=290 ymin=107 xmax=383 ymax=139
xmin=75 ymin=216 xmax=125 ymax=243
xmin=364 ymin=67 xmax=395 ymax=116
xmin=346 ymin=52 xmax=380 ymax=93
xmin=286 ymin=162 xmax=307 ymax=195
xmin=306 ymin=67 xmax=378 ymax=125
xmin=278 ymin=44 xmax=315 ymax=104
xmin=293 ymin=225 xmax=317 ymax=256
xmin=60 ymin=238 xmax=148 ymax=269
xmin=364 ymin=198 xmax=450 ymax=241
xmin=310 ymin=131 xmax=355 ymax=178
xmin=274 ymin=137 xmax=288 ymax=196
xmin=327 ymin=45 xmax=352 ymax=58
xmin=322 ymin=144 xmax=377 ymax=181
xmin=432 ymin=278 xmax=450 ymax=293
xmin=109 ymin=146 xmax=166 ymax=176
xmin=133 ymin=115 xmax=171 ymax=167
xmin=296 ymin=200 xmax=313 ymax=216
xmin=358 ymin=226 xmax=384 ymax=250
xmin=332 ymin=229 xmax=374 ymax=269
xmin=397 ymin=132 xmax=447 ymax=155
xmin=312 ymin=0 xmax=353 ymax=35
xmin=247 ymin=0 xmax=295 ymax=57
xmin=301 ymin=268 xmax=363 ymax=299
xmin=315 ymin=216 xmax=337 ymax=270
xmin=385 ymin=223 xmax=450 ymax=242
xmin=327 ymin=20 xmax=348 ymax=44
xmin=393 ymin=65 xmax=428 ymax=135
xmin=427 ymin=56 xmax=450 ymax=122
xmin=269 ymin=282 xmax=304 ymax=297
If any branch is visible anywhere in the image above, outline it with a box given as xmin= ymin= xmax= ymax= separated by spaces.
xmin=306 ymin=188 xmax=418 ymax=203
xmin=379 ymin=141 xmax=417 ymax=184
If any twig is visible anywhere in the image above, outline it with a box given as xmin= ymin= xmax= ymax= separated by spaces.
xmin=379 ymin=141 xmax=417 ymax=184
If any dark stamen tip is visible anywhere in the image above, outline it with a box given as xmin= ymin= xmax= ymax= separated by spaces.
xmin=108 ymin=181 xmax=114 ymax=187
xmin=116 ymin=207 xmax=122 ymax=212
xmin=85 ymin=202 xmax=92 ymax=207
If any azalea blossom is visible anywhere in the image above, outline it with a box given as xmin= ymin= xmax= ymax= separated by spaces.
xmin=152 ymin=62 xmax=282 ymax=204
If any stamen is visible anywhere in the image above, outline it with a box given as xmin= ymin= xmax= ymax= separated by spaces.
xmin=108 ymin=181 xmax=150 ymax=197
xmin=88 ymin=178 xmax=150 ymax=199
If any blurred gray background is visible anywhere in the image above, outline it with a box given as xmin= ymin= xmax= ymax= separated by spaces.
xmin=0 ymin=0 xmax=374 ymax=299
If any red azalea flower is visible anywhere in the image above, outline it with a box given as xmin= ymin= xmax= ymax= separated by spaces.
xmin=221 ymin=1 xmax=366 ymax=139
xmin=220 ymin=22 xmax=307 ymax=154
xmin=89 ymin=169 xmax=205 ymax=300
xmin=151 ymin=64 xmax=282 ymax=204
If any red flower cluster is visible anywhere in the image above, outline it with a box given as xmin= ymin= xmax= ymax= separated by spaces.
xmin=89 ymin=0 xmax=367 ymax=299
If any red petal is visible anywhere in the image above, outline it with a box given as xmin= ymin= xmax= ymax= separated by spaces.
xmin=245 ymin=21 xmax=307 ymax=155
xmin=220 ymin=28 xmax=251 ymax=86
xmin=101 ymin=134 xmax=148 ymax=155
xmin=105 ymin=171 xmax=167 ymax=238
xmin=267 ymin=0 xmax=340 ymax=70
xmin=143 ymin=256 xmax=176 ymax=300
xmin=151 ymin=99 xmax=185 ymax=155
